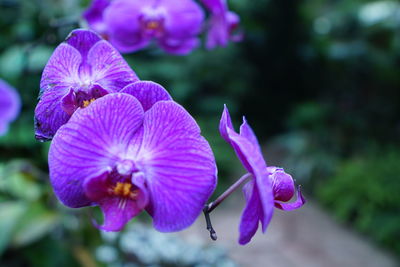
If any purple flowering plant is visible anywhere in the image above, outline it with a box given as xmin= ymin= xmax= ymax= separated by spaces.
xmin=35 ymin=29 xmax=304 ymax=244
xmin=49 ymin=93 xmax=217 ymax=231
xmin=0 ymin=79 xmax=20 ymax=136
xmin=201 ymin=0 xmax=243 ymax=49
xmin=83 ymin=0 xmax=241 ymax=54
xmin=35 ymin=29 xmax=138 ymax=141
xmin=208 ymin=106 xmax=306 ymax=244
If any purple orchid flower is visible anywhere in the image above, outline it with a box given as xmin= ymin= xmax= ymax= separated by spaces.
xmin=84 ymin=0 xmax=204 ymax=55
xmin=201 ymin=0 xmax=242 ymax=49
xmin=83 ymin=0 xmax=111 ymax=37
xmin=49 ymin=93 xmax=217 ymax=232
xmin=34 ymin=29 xmax=139 ymax=141
xmin=219 ymin=106 xmax=305 ymax=245
xmin=0 ymin=79 xmax=20 ymax=136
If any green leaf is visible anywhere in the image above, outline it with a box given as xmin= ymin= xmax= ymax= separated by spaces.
xmin=0 ymin=202 xmax=28 ymax=256
xmin=0 ymin=46 xmax=25 ymax=79
xmin=11 ymin=203 xmax=59 ymax=247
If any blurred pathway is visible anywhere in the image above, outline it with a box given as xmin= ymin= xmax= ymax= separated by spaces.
xmin=179 ymin=198 xmax=398 ymax=267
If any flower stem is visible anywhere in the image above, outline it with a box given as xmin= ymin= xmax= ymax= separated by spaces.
xmin=203 ymin=173 xmax=252 ymax=241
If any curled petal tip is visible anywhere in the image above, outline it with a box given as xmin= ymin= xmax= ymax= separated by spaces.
xmin=274 ymin=185 xmax=306 ymax=211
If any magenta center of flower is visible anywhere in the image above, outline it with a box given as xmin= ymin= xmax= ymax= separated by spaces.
xmin=108 ymin=181 xmax=139 ymax=199
xmin=106 ymin=159 xmax=141 ymax=199
xmin=139 ymin=7 xmax=166 ymax=37
xmin=61 ymin=84 xmax=109 ymax=115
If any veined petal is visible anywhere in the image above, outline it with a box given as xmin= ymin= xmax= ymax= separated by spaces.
xmin=87 ymin=40 xmax=138 ymax=91
xmin=239 ymin=180 xmax=262 ymax=245
xmin=40 ymin=43 xmax=81 ymax=94
xmin=36 ymin=42 xmax=83 ymax=140
xmin=219 ymin=104 xmax=234 ymax=143
xmin=97 ymin=197 xmax=142 ymax=231
xmin=275 ymin=186 xmax=306 ymax=211
xmin=84 ymin=171 xmax=148 ymax=231
xmin=49 ymin=93 xmax=144 ymax=208
xmin=83 ymin=171 xmax=110 ymax=201
xmin=219 ymin=105 xmax=252 ymax=172
xmin=65 ymin=29 xmax=102 ymax=60
xmin=138 ymin=101 xmax=217 ymax=232
xmin=35 ymin=89 xmax=71 ymax=141
xmin=121 ymin=81 xmax=172 ymax=111
xmin=228 ymin=131 xmax=274 ymax=232
xmin=239 ymin=116 xmax=261 ymax=152
xmin=61 ymin=88 xmax=76 ymax=116
xmin=220 ymin=106 xmax=274 ymax=232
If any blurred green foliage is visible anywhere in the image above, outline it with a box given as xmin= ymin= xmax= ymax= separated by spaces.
xmin=316 ymin=149 xmax=400 ymax=254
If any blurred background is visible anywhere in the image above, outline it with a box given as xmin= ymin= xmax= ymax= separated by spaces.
xmin=0 ymin=0 xmax=399 ymax=266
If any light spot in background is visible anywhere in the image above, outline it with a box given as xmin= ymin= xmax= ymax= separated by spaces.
xmin=358 ymin=1 xmax=399 ymax=26
xmin=313 ymin=17 xmax=331 ymax=35
xmin=95 ymin=245 xmax=118 ymax=263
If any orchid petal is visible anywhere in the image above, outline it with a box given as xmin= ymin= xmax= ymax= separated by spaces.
xmin=35 ymin=89 xmax=71 ymax=141
xmin=268 ymin=166 xmax=295 ymax=202
xmin=0 ymin=79 xmax=20 ymax=136
xmin=121 ymin=81 xmax=172 ymax=111
xmin=40 ymin=43 xmax=81 ymax=94
xmin=239 ymin=116 xmax=261 ymax=152
xmin=36 ymin=43 xmax=83 ymax=140
xmin=138 ymin=101 xmax=217 ymax=232
xmin=83 ymin=171 xmax=110 ymax=201
xmin=206 ymin=15 xmax=229 ymax=49
xmin=97 ymin=197 xmax=142 ymax=231
xmin=91 ymin=84 xmax=109 ymax=98
xmin=275 ymin=186 xmax=306 ymax=211
xmin=220 ymin=106 xmax=274 ymax=232
xmin=83 ymin=0 xmax=111 ymax=34
xmin=239 ymin=180 xmax=262 ymax=245
xmin=162 ymin=0 xmax=204 ymax=37
xmin=219 ymin=105 xmax=252 ymax=172
xmin=61 ymin=88 xmax=76 ymax=116
xmin=49 ymin=93 xmax=144 ymax=208
xmin=228 ymin=131 xmax=274 ymax=232
xmin=65 ymin=29 xmax=102 ymax=60
xmin=103 ymin=0 xmax=151 ymax=53
xmin=87 ymin=40 xmax=138 ymax=91
xmin=201 ymin=0 xmax=227 ymax=14
xmin=0 ymin=79 xmax=20 ymax=123
xmin=84 ymin=171 xmax=148 ymax=231
xmin=158 ymin=37 xmax=200 ymax=55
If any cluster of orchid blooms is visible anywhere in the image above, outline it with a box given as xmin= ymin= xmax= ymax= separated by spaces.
xmin=0 ymin=0 xmax=305 ymax=246
xmin=83 ymin=0 xmax=242 ymax=54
